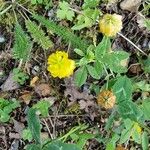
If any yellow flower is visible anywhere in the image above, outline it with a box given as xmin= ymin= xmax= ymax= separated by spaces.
xmin=133 ymin=122 xmax=142 ymax=134
xmin=99 ymin=14 xmax=122 ymax=37
xmin=47 ymin=51 xmax=75 ymax=78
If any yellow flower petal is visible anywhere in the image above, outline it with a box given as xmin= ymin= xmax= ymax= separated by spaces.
xmin=99 ymin=14 xmax=122 ymax=37
xmin=47 ymin=51 xmax=75 ymax=78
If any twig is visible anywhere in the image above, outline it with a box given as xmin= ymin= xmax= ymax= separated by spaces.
xmin=47 ymin=114 xmax=88 ymax=118
xmin=0 ymin=5 xmax=12 ymax=15
xmin=16 ymin=3 xmax=33 ymax=15
xmin=42 ymin=119 xmax=54 ymax=139
xmin=117 ymin=32 xmax=147 ymax=56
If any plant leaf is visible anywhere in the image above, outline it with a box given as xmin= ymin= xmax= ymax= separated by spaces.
xmin=27 ymin=108 xmax=41 ymax=144
xmin=13 ymin=23 xmax=32 ymax=62
xmin=26 ymin=20 xmax=53 ymax=50
xmin=74 ymin=66 xmax=87 ymax=87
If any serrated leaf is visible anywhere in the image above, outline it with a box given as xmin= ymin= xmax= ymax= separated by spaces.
xmin=13 ymin=23 xmax=32 ymax=62
xmin=74 ymin=66 xmax=87 ymax=87
xmin=72 ymin=8 xmax=99 ymax=30
xmin=56 ymin=1 xmax=75 ymax=21
xmin=26 ymin=20 xmax=53 ymax=50
xmin=27 ymin=108 xmax=41 ymax=144
xmin=83 ymin=0 xmax=100 ymax=9
xmin=34 ymin=15 xmax=89 ymax=51
xmin=33 ymin=100 xmax=53 ymax=117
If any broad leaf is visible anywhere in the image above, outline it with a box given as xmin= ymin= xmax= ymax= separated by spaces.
xmin=43 ymin=141 xmax=80 ymax=150
xmin=103 ymin=51 xmax=129 ymax=73
xmin=74 ymin=66 xmax=87 ymax=87
xmin=27 ymin=108 xmax=41 ymax=144
xmin=113 ymin=76 xmax=132 ymax=103
xmin=95 ymin=36 xmax=111 ymax=60
xmin=142 ymin=132 xmax=149 ymax=150
xmin=141 ymin=99 xmax=150 ymax=120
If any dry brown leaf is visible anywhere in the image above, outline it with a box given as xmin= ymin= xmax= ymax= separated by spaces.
xmin=13 ymin=119 xmax=24 ymax=137
xmin=64 ymin=77 xmax=94 ymax=104
xmin=0 ymin=72 xmax=20 ymax=91
xmin=30 ymin=76 xmax=39 ymax=87
xmin=34 ymin=83 xmax=51 ymax=97
xmin=120 ymin=0 xmax=141 ymax=12
xmin=19 ymin=91 xmax=33 ymax=104
xmin=97 ymin=90 xmax=116 ymax=109
xmin=129 ymin=64 xmax=142 ymax=74
xmin=116 ymin=145 xmax=128 ymax=150
xmin=79 ymin=100 xmax=97 ymax=121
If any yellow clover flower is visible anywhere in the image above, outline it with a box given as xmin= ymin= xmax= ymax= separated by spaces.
xmin=99 ymin=13 xmax=122 ymax=37
xmin=47 ymin=51 xmax=75 ymax=78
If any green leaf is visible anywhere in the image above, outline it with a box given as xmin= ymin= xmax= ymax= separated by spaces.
xmin=77 ymin=133 xmax=95 ymax=149
xmin=27 ymin=108 xmax=41 ymax=144
xmin=105 ymin=111 xmax=116 ymax=131
xmin=120 ymin=128 xmax=131 ymax=144
xmin=133 ymin=81 xmax=150 ymax=92
xmin=22 ymin=128 xmax=33 ymax=141
xmin=141 ymin=99 xmax=150 ymax=120
xmin=106 ymin=133 xmax=120 ymax=150
xmin=26 ymin=144 xmax=41 ymax=150
xmin=34 ymin=15 xmax=89 ymax=51
xmin=13 ymin=68 xmax=29 ymax=85
xmin=26 ymin=20 xmax=53 ymax=50
xmin=74 ymin=48 xmax=85 ymax=56
xmin=57 ymin=1 xmax=75 ymax=21
xmin=74 ymin=66 xmax=87 ymax=87
xmin=72 ymin=8 xmax=99 ymax=30
xmin=82 ymin=0 xmax=100 ymax=9
xmin=142 ymin=56 xmax=150 ymax=73
xmin=103 ymin=51 xmax=129 ymax=73
xmin=95 ymin=36 xmax=111 ymax=60
xmin=13 ymin=23 xmax=32 ymax=62
xmin=144 ymin=18 xmax=150 ymax=30
xmin=113 ymin=76 xmax=132 ymax=103
xmin=118 ymin=101 xmax=142 ymax=121
xmin=33 ymin=100 xmax=53 ymax=117
xmin=142 ymin=132 xmax=149 ymax=150
xmin=0 ymin=99 xmax=20 ymax=123
xmin=87 ymin=64 xmax=100 ymax=79
xmin=44 ymin=141 xmax=80 ymax=150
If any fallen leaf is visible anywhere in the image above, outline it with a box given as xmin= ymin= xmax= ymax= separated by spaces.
xmin=116 ymin=145 xmax=128 ymax=150
xmin=64 ymin=77 xmax=94 ymax=104
xmin=79 ymin=100 xmax=97 ymax=121
xmin=34 ymin=83 xmax=51 ymax=97
xmin=0 ymin=72 xmax=20 ymax=91
xmin=19 ymin=91 xmax=33 ymax=104
xmin=128 ymin=64 xmax=142 ymax=74
xmin=30 ymin=76 xmax=39 ymax=87
xmin=120 ymin=0 xmax=141 ymax=12
xmin=13 ymin=119 xmax=25 ymax=137
xmin=10 ymin=139 xmax=19 ymax=150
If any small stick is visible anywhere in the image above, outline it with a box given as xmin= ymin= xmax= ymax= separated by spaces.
xmin=117 ymin=32 xmax=147 ymax=56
